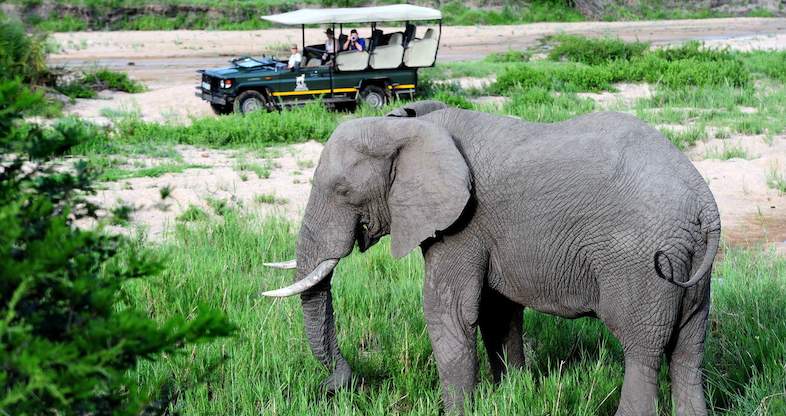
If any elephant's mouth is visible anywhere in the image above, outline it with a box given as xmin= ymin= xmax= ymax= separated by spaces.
xmin=356 ymin=215 xmax=384 ymax=252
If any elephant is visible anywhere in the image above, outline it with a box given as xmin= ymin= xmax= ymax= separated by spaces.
xmin=261 ymin=101 xmax=721 ymax=415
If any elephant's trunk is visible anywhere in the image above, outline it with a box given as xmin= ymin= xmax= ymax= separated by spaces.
xmin=291 ymin=189 xmax=357 ymax=391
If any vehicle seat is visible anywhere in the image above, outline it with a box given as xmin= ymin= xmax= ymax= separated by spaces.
xmin=370 ymin=29 xmax=383 ymax=49
xmin=338 ymin=33 xmax=348 ymax=50
xmin=370 ymin=32 xmax=404 ymax=69
xmin=336 ymin=50 xmax=369 ymax=71
xmin=404 ymin=28 xmax=437 ymax=67
xmin=403 ymin=23 xmax=416 ymax=46
xmin=305 ymin=57 xmax=321 ymax=67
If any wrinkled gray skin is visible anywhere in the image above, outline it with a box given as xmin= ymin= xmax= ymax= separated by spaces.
xmin=289 ymin=101 xmax=720 ymax=415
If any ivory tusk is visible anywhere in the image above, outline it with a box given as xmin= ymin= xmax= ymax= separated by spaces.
xmin=260 ymin=259 xmax=339 ymax=297
xmin=263 ymin=259 xmax=297 ymax=269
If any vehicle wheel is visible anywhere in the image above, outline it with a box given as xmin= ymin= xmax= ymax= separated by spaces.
xmin=359 ymin=85 xmax=387 ymax=109
xmin=210 ymin=103 xmax=233 ymax=115
xmin=233 ymin=90 xmax=268 ymax=114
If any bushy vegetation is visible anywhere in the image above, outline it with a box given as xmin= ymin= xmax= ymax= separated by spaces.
xmin=547 ymin=34 xmax=649 ymax=65
xmin=0 ymin=78 xmax=235 ymax=414
xmin=57 ymin=69 xmax=146 ymax=99
xmin=1 ymin=13 xmax=144 ymax=102
xmin=125 ymin=208 xmax=786 ymax=415
xmin=493 ymin=39 xmax=751 ymax=96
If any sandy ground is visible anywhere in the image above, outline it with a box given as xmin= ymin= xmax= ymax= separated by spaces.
xmin=83 ymin=142 xmax=322 ymax=239
xmin=51 ymin=18 xmax=786 ymax=252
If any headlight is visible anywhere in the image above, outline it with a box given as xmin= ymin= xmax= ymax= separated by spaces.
xmin=220 ymin=79 xmax=233 ymax=89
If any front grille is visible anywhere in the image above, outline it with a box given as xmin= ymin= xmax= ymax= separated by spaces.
xmin=202 ymin=74 xmax=219 ymax=91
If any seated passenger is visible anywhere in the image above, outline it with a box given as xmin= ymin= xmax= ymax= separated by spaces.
xmin=287 ymin=44 xmax=302 ymax=69
xmin=343 ymin=29 xmax=366 ymax=52
xmin=322 ymin=28 xmax=337 ymax=64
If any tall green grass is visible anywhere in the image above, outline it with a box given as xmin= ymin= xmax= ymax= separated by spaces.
xmin=127 ymin=211 xmax=786 ymax=415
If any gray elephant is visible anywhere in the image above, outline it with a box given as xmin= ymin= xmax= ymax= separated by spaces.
xmin=262 ymin=101 xmax=720 ymax=415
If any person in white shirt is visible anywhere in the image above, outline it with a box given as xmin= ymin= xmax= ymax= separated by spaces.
xmin=322 ymin=28 xmax=336 ymax=64
xmin=287 ymin=44 xmax=302 ymax=69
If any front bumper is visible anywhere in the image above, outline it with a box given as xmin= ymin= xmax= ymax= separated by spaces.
xmin=195 ymin=88 xmax=228 ymax=105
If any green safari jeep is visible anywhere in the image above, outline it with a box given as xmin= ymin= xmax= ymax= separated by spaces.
xmin=196 ymin=5 xmax=442 ymax=114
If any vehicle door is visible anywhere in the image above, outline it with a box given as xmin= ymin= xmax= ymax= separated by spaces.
xmin=273 ymin=65 xmax=332 ymax=99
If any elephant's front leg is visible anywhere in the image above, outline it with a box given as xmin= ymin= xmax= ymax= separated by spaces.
xmin=479 ymin=285 xmax=525 ymax=383
xmin=422 ymin=238 xmax=486 ymax=415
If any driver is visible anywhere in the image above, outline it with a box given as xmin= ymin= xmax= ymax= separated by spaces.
xmin=287 ymin=44 xmax=302 ymax=69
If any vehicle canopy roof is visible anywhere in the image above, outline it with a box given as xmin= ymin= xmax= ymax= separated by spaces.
xmin=261 ymin=5 xmax=442 ymax=25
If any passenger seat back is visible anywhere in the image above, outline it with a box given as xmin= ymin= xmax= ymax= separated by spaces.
xmin=370 ymin=33 xmax=404 ymax=69
xmin=403 ymin=28 xmax=438 ymax=67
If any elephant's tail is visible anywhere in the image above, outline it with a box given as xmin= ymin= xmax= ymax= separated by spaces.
xmin=654 ymin=207 xmax=721 ymax=288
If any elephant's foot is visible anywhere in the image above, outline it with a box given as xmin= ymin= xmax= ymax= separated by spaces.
xmin=321 ymin=360 xmax=353 ymax=394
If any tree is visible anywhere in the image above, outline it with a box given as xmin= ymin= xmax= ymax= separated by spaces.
xmin=0 ymin=59 xmax=234 ymax=416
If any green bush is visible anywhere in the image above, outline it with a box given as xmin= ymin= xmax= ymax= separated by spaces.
xmin=82 ymin=69 xmax=146 ymax=93
xmin=502 ymin=87 xmax=595 ymax=122
xmin=57 ymin=69 xmax=146 ymax=99
xmin=547 ymin=34 xmax=650 ymax=65
xmin=0 ymin=79 xmax=235 ymax=414
xmin=492 ymin=63 xmax=615 ymax=94
xmin=484 ymin=50 xmax=530 ymax=63
xmin=0 ymin=14 xmax=49 ymax=84
xmin=115 ymin=101 xmax=339 ymax=147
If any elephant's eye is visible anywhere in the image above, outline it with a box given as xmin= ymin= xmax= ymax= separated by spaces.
xmin=335 ymin=186 xmax=350 ymax=197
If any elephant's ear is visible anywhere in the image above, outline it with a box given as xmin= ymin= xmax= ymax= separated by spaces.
xmin=386 ymin=100 xmax=449 ymax=118
xmin=385 ymin=119 xmax=471 ymax=258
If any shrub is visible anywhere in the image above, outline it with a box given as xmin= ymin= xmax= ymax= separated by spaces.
xmin=502 ymin=87 xmax=595 ymax=122
xmin=57 ymin=69 xmax=146 ymax=99
xmin=0 ymin=14 xmax=49 ymax=85
xmin=116 ymin=102 xmax=339 ymax=147
xmin=547 ymin=34 xmax=650 ymax=65
xmin=485 ymin=50 xmax=530 ymax=63
xmin=492 ymin=63 xmax=614 ymax=94
xmin=82 ymin=69 xmax=146 ymax=93
xmin=0 ymin=79 xmax=234 ymax=414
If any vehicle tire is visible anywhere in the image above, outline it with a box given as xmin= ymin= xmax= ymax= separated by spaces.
xmin=233 ymin=90 xmax=268 ymax=114
xmin=210 ymin=103 xmax=233 ymax=115
xmin=359 ymin=85 xmax=387 ymax=109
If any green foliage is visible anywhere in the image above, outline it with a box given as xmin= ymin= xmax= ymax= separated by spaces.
xmin=492 ymin=63 xmax=615 ymax=94
xmin=177 ymin=205 xmax=209 ymax=222
xmin=441 ymin=0 xmax=584 ymax=25
xmin=0 ymin=14 xmax=49 ymax=85
xmin=0 ymin=78 xmax=234 ymax=414
xmin=502 ymin=87 xmax=595 ymax=122
xmin=115 ymin=102 xmax=340 ymax=147
xmin=57 ymin=69 xmax=145 ymax=99
xmin=767 ymin=165 xmax=786 ymax=194
xmin=547 ymin=34 xmax=650 ymax=65
xmin=493 ymin=37 xmax=751 ymax=96
xmin=659 ymin=125 xmax=707 ymax=150
xmin=82 ymin=69 xmax=146 ymax=93
xmin=484 ymin=50 xmax=530 ymax=63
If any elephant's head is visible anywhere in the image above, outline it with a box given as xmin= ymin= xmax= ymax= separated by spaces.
xmin=261 ymin=101 xmax=470 ymax=390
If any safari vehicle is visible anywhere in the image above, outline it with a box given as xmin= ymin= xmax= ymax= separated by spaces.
xmin=196 ymin=5 xmax=442 ymax=114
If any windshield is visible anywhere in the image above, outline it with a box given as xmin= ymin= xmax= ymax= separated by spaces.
xmin=231 ymin=56 xmax=277 ymax=69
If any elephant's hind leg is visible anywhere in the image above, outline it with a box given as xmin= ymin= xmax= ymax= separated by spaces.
xmin=479 ymin=286 xmax=525 ymax=383
xmin=422 ymin=237 xmax=487 ymax=415
xmin=604 ymin=275 xmax=682 ymax=416
xmin=667 ymin=284 xmax=710 ymax=416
